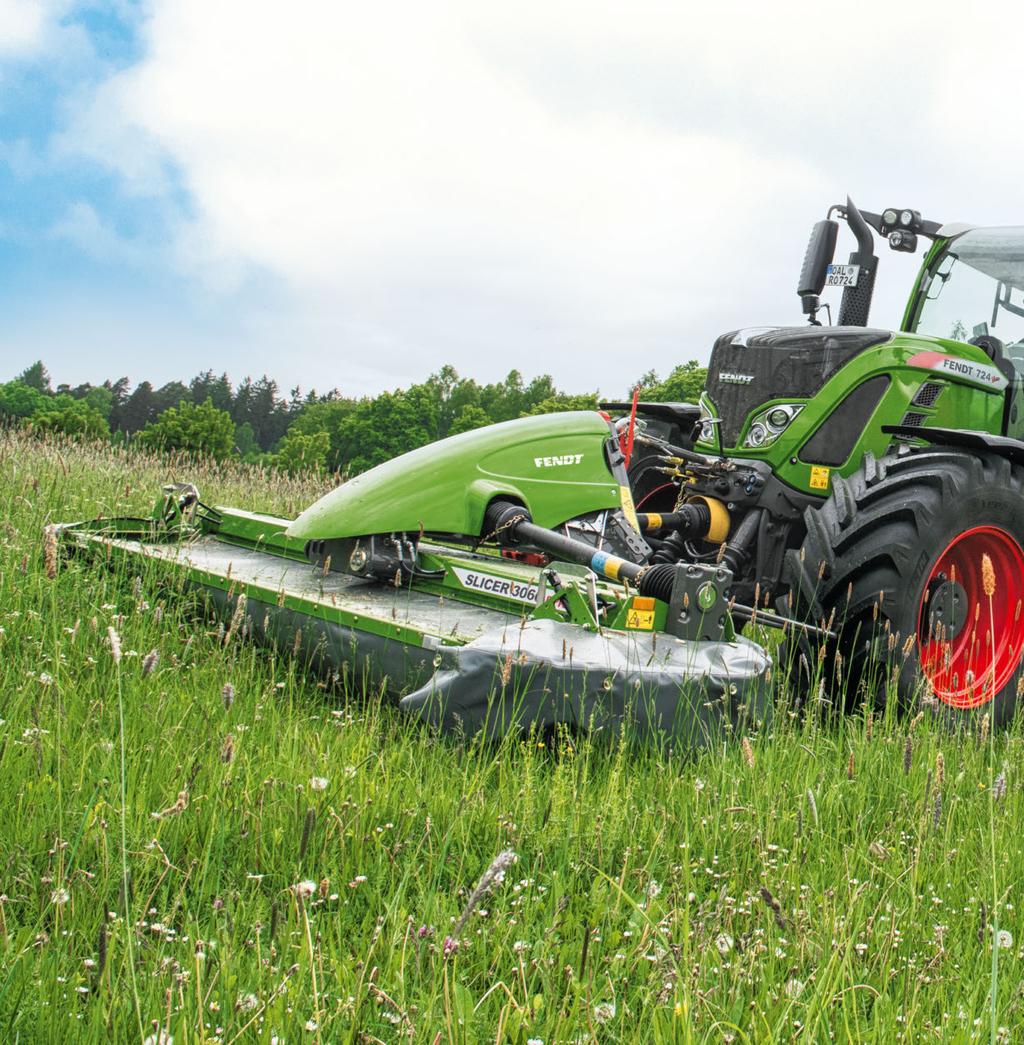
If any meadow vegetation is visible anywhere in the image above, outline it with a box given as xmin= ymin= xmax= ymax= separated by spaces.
xmin=1 ymin=428 xmax=1022 ymax=1042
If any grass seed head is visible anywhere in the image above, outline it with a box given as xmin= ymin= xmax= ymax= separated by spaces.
xmin=451 ymin=849 xmax=517 ymax=943
xmin=42 ymin=525 xmax=57 ymax=580
xmin=107 ymin=626 xmax=121 ymax=665
xmin=982 ymin=552 xmax=996 ymax=598
xmin=741 ymin=737 xmax=754 ymax=768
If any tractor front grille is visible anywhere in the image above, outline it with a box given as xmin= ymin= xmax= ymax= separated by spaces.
xmin=705 ymin=326 xmax=892 ymax=447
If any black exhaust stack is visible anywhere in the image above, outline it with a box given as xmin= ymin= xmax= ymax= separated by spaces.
xmin=837 ymin=197 xmax=878 ymax=327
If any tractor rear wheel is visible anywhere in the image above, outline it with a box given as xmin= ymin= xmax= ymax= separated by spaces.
xmin=782 ymin=448 xmax=1024 ymax=725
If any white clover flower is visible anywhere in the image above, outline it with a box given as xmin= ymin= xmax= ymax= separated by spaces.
xmin=594 ymin=1001 xmax=616 ymax=1023
xmin=997 ymin=929 xmax=1013 ymax=949
xmin=310 ymin=776 xmax=328 ymax=792
xmin=51 ymin=887 xmax=69 ymax=905
xmin=293 ymin=880 xmax=316 ymax=900
xmin=715 ymin=933 xmax=733 ymax=955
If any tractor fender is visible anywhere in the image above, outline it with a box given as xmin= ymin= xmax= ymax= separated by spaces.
xmin=883 ymin=425 xmax=1024 ymax=466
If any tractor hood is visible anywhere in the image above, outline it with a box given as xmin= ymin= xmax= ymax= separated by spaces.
xmin=706 ymin=326 xmax=893 ymax=447
xmin=286 ymin=411 xmax=626 ymax=541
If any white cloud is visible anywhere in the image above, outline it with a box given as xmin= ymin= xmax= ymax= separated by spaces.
xmin=0 ymin=0 xmax=51 ymax=54
xmin=49 ymin=200 xmax=147 ymax=265
xmin=52 ymin=2 xmax=1024 ymax=392
xmin=0 ymin=0 xmax=71 ymax=56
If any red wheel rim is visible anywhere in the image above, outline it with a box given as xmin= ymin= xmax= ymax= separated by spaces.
xmin=917 ymin=525 xmax=1024 ymax=708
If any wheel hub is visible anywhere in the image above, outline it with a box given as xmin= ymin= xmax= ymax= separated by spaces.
xmin=924 ymin=575 xmax=968 ymax=643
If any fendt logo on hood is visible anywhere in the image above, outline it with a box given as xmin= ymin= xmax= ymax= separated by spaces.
xmin=534 ymin=453 xmax=584 ymax=467
xmin=717 ymin=372 xmax=755 ymax=385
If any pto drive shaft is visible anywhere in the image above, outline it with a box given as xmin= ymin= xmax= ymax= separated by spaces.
xmin=484 ymin=500 xmax=695 ymax=604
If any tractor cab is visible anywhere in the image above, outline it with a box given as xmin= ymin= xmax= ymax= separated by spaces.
xmin=908 ymin=225 xmax=1024 ymax=383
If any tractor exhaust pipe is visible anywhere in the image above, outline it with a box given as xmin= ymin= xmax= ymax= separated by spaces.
xmin=837 ymin=197 xmax=878 ymax=327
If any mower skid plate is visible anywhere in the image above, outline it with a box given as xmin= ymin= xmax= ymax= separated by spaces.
xmin=61 ymin=525 xmax=771 ymax=744
xmin=400 ymin=619 xmax=770 ymax=744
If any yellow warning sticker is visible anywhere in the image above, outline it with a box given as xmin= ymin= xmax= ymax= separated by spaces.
xmin=809 ymin=465 xmax=831 ymax=491
xmin=619 ymin=485 xmax=640 ymax=531
xmin=626 ymin=608 xmax=655 ymax=630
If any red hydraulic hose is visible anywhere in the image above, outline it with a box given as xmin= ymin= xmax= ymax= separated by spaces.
xmin=622 ymin=385 xmax=640 ymax=470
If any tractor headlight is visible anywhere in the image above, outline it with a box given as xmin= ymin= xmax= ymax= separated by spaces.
xmin=743 ymin=403 xmax=803 ymax=448
xmin=695 ymin=393 xmax=721 ymax=450
xmin=882 ymin=208 xmax=898 ymax=227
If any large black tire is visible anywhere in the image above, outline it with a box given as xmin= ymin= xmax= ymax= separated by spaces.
xmin=781 ymin=448 xmax=1024 ymax=726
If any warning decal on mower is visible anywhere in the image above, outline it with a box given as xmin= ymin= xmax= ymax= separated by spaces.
xmin=451 ymin=567 xmax=540 ymax=605
xmin=908 ymin=351 xmax=1008 ymax=391
xmin=626 ymin=607 xmax=655 ymax=630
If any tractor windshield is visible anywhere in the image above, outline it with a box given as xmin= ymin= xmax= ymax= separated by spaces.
xmin=915 ymin=227 xmax=1024 ymax=352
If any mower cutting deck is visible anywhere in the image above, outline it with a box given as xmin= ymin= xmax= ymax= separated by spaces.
xmin=59 ymin=493 xmax=771 ymax=745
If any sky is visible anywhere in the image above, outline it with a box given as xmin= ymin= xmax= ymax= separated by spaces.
xmin=0 ymin=1 xmax=1021 ymax=398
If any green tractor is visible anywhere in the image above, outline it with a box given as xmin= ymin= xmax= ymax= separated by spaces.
xmin=621 ymin=198 xmax=1024 ymax=723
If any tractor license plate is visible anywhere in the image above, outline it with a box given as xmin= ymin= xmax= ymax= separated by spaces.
xmin=825 ymin=264 xmax=859 ymax=288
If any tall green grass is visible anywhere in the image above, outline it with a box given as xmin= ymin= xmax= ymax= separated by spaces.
xmin=0 ymin=428 xmax=1021 ymax=1042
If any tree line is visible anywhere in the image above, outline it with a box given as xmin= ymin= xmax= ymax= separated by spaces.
xmin=0 ymin=359 xmax=707 ymax=475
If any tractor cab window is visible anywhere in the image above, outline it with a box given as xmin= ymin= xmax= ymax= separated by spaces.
xmin=915 ymin=227 xmax=1024 ymax=366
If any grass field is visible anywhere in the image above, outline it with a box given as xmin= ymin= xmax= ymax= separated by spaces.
xmin=1 ymin=427 xmax=1022 ymax=1043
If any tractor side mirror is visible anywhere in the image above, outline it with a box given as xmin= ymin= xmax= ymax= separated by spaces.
xmin=797 ymin=219 xmax=839 ymax=324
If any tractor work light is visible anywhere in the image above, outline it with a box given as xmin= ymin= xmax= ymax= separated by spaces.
xmin=743 ymin=403 xmax=803 ymax=448
xmin=889 ymin=228 xmax=918 ymax=252
xmin=882 ymin=208 xmax=898 ymax=226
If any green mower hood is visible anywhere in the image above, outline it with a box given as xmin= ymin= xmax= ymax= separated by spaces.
xmin=285 ymin=410 xmax=628 ymax=541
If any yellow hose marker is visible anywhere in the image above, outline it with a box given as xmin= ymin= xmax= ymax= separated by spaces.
xmin=590 ymin=550 xmax=624 ymax=581
xmin=644 ymin=512 xmax=663 ymax=532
